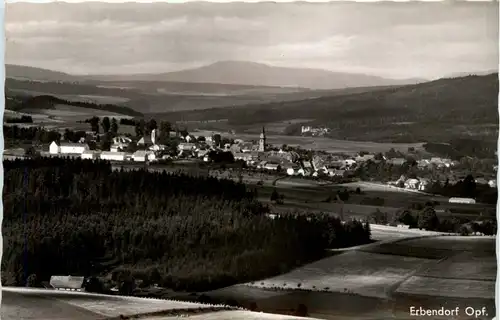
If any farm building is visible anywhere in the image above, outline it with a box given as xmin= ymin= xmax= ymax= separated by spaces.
xmin=132 ymin=150 xmax=155 ymax=162
xmin=50 ymin=141 xmax=89 ymax=154
xmin=404 ymin=178 xmax=420 ymax=189
xmin=344 ymin=159 xmax=357 ymax=167
xmin=178 ymin=143 xmax=196 ymax=151
xmin=100 ymin=151 xmax=127 ymax=162
xmin=50 ymin=275 xmax=85 ymax=291
xmin=418 ymin=178 xmax=431 ymax=191
xmin=81 ymin=150 xmax=100 ymax=160
xmin=449 ymin=197 xmax=476 ymax=204
xmin=328 ymin=169 xmax=346 ymax=177
xmin=264 ymin=163 xmax=280 ymax=171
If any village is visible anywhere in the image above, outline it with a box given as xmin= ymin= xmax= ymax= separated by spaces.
xmin=4 ymin=124 xmax=497 ymax=195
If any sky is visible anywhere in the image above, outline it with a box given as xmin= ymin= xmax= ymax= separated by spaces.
xmin=5 ymin=1 xmax=499 ymax=79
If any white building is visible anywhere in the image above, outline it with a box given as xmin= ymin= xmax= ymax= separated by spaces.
xmin=100 ymin=151 xmax=126 ymax=162
xmin=264 ymin=163 xmax=280 ymax=171
xmin=132 ymin=150 xmax=154 ymax=162
xmin=404 ymin=178 xmax=420 ymax=189
xmin=418 ymin=178 xmax=431 ymax=191
xmin=344 ymin=159 xmax=357 ymax=167
xmin=50 ymin=141 xmax=89 ymax=154
xmin=49 ymin=141 xmax=60 ymax=154
xmin=50 ymin=275 xmax=84 ymax=292
xmin=110 ymin=144 xmax=123 ymax=153
xmin=488 ymin=179 xmax=497 ymax=188
xmin=449 ymin=197 xmax=476 ymax=204
xmin=81 ymin=150 xmax=100 ymax=160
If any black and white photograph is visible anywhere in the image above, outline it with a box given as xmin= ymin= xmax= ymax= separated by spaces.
xmin=2 ymin=1 xmax=498 ymax=319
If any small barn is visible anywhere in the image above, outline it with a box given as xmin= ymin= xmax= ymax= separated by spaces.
xmin=50 ymin=275 xmax=85 ymax=291
xmin=100 ymin=151 xmax=127 ymax=162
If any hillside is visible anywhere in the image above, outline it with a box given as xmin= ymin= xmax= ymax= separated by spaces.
xmin=85 ymin=61 xmax=424 ymax=90
xmin=5 ymin=77 xmax=394 ymax=114
xmin=159 ymin=74 xmax=499 ymax=144
xmin=7 ymin=94 xmax=143 ymax=117
xmin=6 ymin=64 xmax=78 ymax=82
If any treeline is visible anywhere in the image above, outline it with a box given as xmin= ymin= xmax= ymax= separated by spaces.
xmin=5 ymin=115 xmax=33 ymax=123
xmin=8 ymin=94 xmax=143 ymax=117
xmin=2 ymin=158 xmax=371 ymax=293
xmin=369 ymin=205 xmax=496 ymax=235
xmin=424 ymin=139 xmax=497 ymax=159
xmin=4 ymin=125 xmax=61 ymax=144
xmin=428 ymin=177 xmax=497 ymax=205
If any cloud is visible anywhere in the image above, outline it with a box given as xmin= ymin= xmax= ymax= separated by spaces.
xmin=5 ymin=2 xmax=498 ymax=79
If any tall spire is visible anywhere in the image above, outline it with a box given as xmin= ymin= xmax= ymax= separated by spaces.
xmin=259 ymin=126 xmax=266 ymax=152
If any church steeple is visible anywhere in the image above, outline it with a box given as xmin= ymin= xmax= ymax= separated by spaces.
xmin=259 ymin=126 xmax=266 ymax=152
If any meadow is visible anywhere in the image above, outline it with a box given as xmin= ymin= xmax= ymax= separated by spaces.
xmin=207 ymin=235 xmax=495 ymax=319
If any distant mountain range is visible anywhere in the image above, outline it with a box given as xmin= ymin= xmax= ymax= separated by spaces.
xmin=7 ymin=61 xmax=425 ymax=90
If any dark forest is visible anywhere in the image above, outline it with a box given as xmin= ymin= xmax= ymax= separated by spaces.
xmin=2 ymin=158 xmax=371 ymax=293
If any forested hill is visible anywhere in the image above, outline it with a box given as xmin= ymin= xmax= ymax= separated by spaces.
xmin=159 ymin=73 xmax=498 ymax=143
xmin=2 ymin=158 xmax=370 ymax=292
xmin=7 ymin=94 xmax=143 ymax=117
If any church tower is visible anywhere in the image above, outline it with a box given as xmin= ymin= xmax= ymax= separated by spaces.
xmin=258 ymin=126 xmax=266 ymax=152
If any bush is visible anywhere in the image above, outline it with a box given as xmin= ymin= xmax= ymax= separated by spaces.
xmin=392 ymin=210 xmax=417 ymax=228
xmin=368 ymin=209 xmax=389 ymax=224
xmin=417 ymin=207 xmax=440 ymax=231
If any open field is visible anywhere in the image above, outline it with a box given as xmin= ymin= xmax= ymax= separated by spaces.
xmin=143 ymin=310 xmax=321 ymax=320
xmin=1 ymin=288 xmax=232 ymax=320
xmin=395 ymin=276 xmax=495 ymax=299
xmin=1 ymin=288 xmax=324 ymax=320
xmin=24 ymin=104 xmax=132 ymax=119
xmin=115 ymin=163 xmax=492 ymax=222
xmin=63 ymin=94 xmax=131 ymax=104
xmin=208 ymin=235 xmax=495 ymax=319
xmin=241 ymin=250 xmax=436 ymax=299
xmin=228 ymin=133 xmax=424 ymax=154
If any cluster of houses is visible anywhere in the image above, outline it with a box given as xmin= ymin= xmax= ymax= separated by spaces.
xmin=48 ymin=140 xmax=158 ymax=163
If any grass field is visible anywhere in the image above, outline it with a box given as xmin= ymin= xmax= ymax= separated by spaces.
xmin=208 ymin=235 xmax=495 ymax=319
xmin=2 ymin=288 xmax=230 ymax=319
xmin=242 ymin=250 xmax=436 ymax=299
xmin=229 ymin=133 xmax=424 ymax=154
xmin=395 ymin=276 xmax=495 ymax=299
xmin=144 ymin=310 xmax=321 ymax=320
